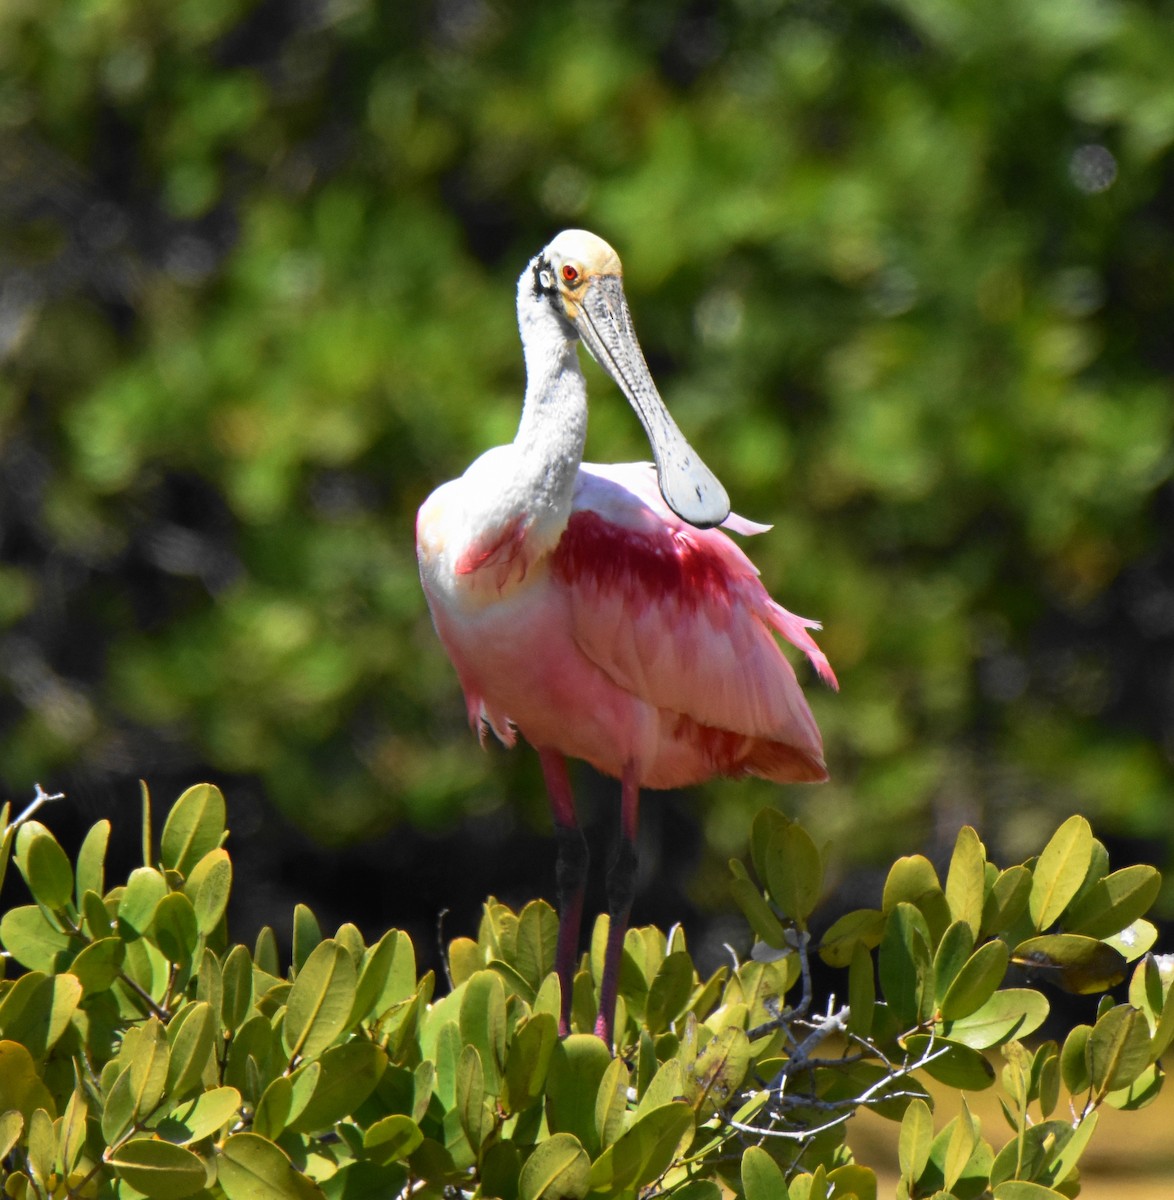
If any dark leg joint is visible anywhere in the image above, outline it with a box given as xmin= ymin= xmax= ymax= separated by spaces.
xmin=605 ymin=834 xmax=637 ymax=918
xmin=555 ymin=824 xmax=589 ymax=902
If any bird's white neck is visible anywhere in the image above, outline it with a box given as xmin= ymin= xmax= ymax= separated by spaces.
xmin=510 ymin=278 xmax=589 ymax=535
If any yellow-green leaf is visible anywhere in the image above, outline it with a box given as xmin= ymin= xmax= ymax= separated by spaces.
xmin=109 ymin=1138 xmax=209 ymax=1200
xmin=218 ymin=1132 xmax=325 ymax=1200
xmin=1029 ymin=815 xmax=1093 ymax=930
xmin=160 ymin=783 xmax=226 ymax=878
xmin=284 ymin=939 xmax=356 ymax=1061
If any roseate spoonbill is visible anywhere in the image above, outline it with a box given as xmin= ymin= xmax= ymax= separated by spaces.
xmin=417 ymin=230 xmax=836 ymax=1046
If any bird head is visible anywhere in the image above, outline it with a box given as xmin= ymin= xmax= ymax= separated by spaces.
xmin=529 ymin=230 xmax=731 ymax=530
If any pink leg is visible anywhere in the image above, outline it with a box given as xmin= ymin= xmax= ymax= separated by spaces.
xmin=594 ymin=761 xmax=640 ymax=1047
xmin=539 ymin=749 xmax=588 ymax=1037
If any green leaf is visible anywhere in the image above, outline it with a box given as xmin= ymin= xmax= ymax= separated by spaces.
xmin=350 ymin=929 xmax=400 ymax=1025
xmin=741 ymin=1144 xmax=790 ymax=1200
xmin=502 ymin=1011 xmax=558 ymax=1115
xmin=586 ymin=1101 xmax=693 ymax=1194
xmin=940 ymin=939 xmax=1010 ymax=1020
xmin=1029 ymin=815 xmax=1093 ymax=930
xmin=944 ymin=988 xmax=1049 ymax=1049
xmin=363 ymin=1114 xmax=424 ymax=1165
xmin=1012 ymin=934 xmax=1126 ymax=993
xmin=905 ymin=1033 xmax=995 ymax=1090
xmin=0 ymin=904 xmax=73 ymax=971
xmin=981 ymin=866 xmax=1032 ymax=937
xmin=0 ymin=1110 xmax=23 ymax=1162
xmin=1106 ymin=1060 xmax=1163 ymax=1109
xmin=218 ymin=1132 xmax=326 ymax=1200
xmin=287 ymin=1061 xmax=320 ymax=1128
xmin=729 ymin=862 xmax=788 ymax=949
xmin=130 ymin=1016 xmax=171 ymax=1120
xmin=286 ymin=1038 xmax=387 ymax=1132
xmin=992 ymin=1183 xmax=1067 ymax=1199
xmin=932 ymin=920 xmax=976 ymax=1003
xmin=517 ymin=1132 xmax=589 ymax=1200
xmin=459 ymin=969 xmax=507 ymax=1095
xmin=944 ymin=826 xmax=986 ymax=937
xmin=847 ymin=939 xmax=875 ymax=1038
xmin=0 ymin=807 xmax=14 ymax=903
xmin=686 ymin=1025 xmax=750 ymax=1115
xmin=0 ymin=1040 xmax=54 ymax=1121
xmin=1060 ymin=1024 xmax=1093 ymax=1095
xmin=161 ymin=783 xmax=226 ymax=877
xmin=119 ymin=867 xmax=170 ymax=939
xmin=142 ymin=780 xmax=154 ymax=869
xmin=941 ymin=1099 xmax=979 ymax=1193
xmin=1048 ymin=1109 xmax=1098 ymax=1184
xmin=594 ymin=1055 xmax=628 ymax=1151
xmin=81 ymin=888 xmax=113 ymax=939
xmin=1103 ymin=918 xmax=1158 ymax=963
xmin=293 ymin=904 xmax=322 ymax=973
xmin=672 ymin=1182 xmax=723 ymax=1200
xmin=24 ymin=1107 xmax=54 ymax=1194
xmin=636 ymin=1057 xmax=684 ymax=1118
xmin=103 ymin=1067 xmax=138 ymax=1145
xmin=255 ymin=926 xmax=280 ymax=977
xmin=222 ymin=943 xmax=255 ymax=1034
xmin=457 ymin=1044 xmax=490 ymax=1152
xmin=167 ymin=1001 xmax=217 ymax=1099
xmin=185 ymin=848 xmax=233 ymax=936
xmin=1088 ymin=1004 xmax=1151 ymax=1099
xmin=69 ymin=935 xmax=126 ymax=996
xmin=897 ymin=1096 xmax=933 ymax=1183
xmin=23 ymin=831 xmax=75 ymax=912
xmin=755 ymin=810 xmax=823 ymax=924
xmin=1032 ymin=1041 xmax=1061 ymax=1119
xmin=109 ymin=1138 xmax=210 ymax=1200
xmin=514 ymin=899 xmax=559 ymax=991
xmin=449 ymin=937 xmax=483 ymax=987
xmin=545 ymin=1033 xmax=612 ymax=1157
xmin=60 ymin=1085 xmax=90 ymax=1174
xmin=152 ymin=891 xmax=200 ymax=965
xmin=253 ymin=1076 xmax=293 ymax=1140
xmin=156 ymin=1085 xmax=241 ymax=1144
xmin=818 ymin=908 xmax=885 ymax=967
xmin=882 ymin=855 xmax=941 ymax=913
xmin=645 ymin=951 xmax=694 ymax=1034
xmin=1064 ymin=864 xmax=1161 ymax=938
xmin=75 ymin=819 xmax=111 ymax=907
xmin=878 ymin=902 xmax=934 ymax=1027
xmin=0 ymin=970 xmax=82 ymax=1055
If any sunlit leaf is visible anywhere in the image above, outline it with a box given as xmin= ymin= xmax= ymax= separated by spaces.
xmin=1029 ymin=815 xmax=1093 ymax=931
xmin=109 ymin=1139 xmax=210 ymax=1200
xmin=161 ymin=783 xmax=227 ymax=877
xmin=586 ymin=1101 xmax=693 ymax=1194
xmin=517 ymin=1132 xmax=589 ymax=1200
xmin=218 ymin=1132 xmax=325 ymax=1200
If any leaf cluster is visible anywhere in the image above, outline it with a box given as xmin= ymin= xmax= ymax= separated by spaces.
xmin=0 ymin=788 xmax=1170 ymax=1200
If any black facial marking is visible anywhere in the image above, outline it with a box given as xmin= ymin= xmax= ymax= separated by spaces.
xmin=531 ymin=256 xmax=558 ymax=298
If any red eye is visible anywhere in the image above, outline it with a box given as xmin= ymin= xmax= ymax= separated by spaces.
xmin=562 ymin=264 xmax=579 ymax=283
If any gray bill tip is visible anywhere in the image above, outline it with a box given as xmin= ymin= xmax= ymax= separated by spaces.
xmin=654 ymin=445 xmax=731 ymax=529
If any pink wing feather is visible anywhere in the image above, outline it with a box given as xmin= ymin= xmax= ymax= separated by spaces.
xmin=551 ymin=465 xmax=836 ymax=769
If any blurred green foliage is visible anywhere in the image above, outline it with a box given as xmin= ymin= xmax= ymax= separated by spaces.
xmin=2 ymin=1 xmax=1173 ymax=880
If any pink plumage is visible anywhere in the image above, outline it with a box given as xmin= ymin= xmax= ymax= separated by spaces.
xmin=421 ymin=462 xmax=834 ymax=790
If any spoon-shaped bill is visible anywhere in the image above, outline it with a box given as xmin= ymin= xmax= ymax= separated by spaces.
xmin=574 ymin=275 xmax=731 ymax=529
